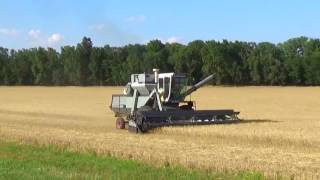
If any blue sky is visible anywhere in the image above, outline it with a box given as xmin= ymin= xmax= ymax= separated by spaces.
xmin=0 ymin=0 xmax=319 ymax=49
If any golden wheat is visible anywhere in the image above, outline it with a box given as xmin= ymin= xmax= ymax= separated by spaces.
xmin=0 ymin=86 xmax=319 ymax=179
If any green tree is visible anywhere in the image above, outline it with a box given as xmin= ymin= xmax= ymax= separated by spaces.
xmin=125 ymin=44 xmax=145 ymax=75
xmin=166 ymin=43 xmax=186 ymax=73
xmin=100 ymin=45 xmax=114 ymax=85
xmin=143 ymin=40 xmax=169 ymax=73
xmin=202 ymin=40 xmax=250 ymax=85
xmin=109 ymin=47 xmax=128 ymax=85
xmin=77 ymin=37 xmax=92 ymax=86
xmin=305 ymin=51 xmax=320 ymax=84
xmin=11 ymin=49 xmax=34 ymax=85
xmin=89 ymin=47 xmax=103 ymax=85
xmin=0 ymin=47 xmax=9 ymax=84
xmin=31 ymin=48 xmax=52 ymax=85
xmin=183 ymin=40 xmax=205 ymax=83
xmin=280 ymin=37 xmax=309 ymax=84
xmin=248 ymin=42 xmax=287 ymax=85
xmin=47 ymin=48 xmax=64 ymax=85
xmin=61 ymin=46 xmax=78 ymax=85
xmin=1 ymin=36 xmax=320 ymax=86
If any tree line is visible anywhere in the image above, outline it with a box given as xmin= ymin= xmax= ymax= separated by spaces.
xmin=0 ymin=36 xmax=320 ymax=86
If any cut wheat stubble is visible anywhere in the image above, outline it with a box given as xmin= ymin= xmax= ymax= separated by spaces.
xmin=0 ymin=86 xmax=319 ymax=178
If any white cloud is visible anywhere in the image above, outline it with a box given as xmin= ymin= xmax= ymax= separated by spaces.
xmin=166 ymin=36 xmax=180 ymax=44
xmin=28 ymin=29 xmax=41 ymax=39
xmin=48 ymin=33 xmax=64 ymax=44
xmin=126 ymin=15 xmax=146 ymax=23
xmin=148 ymin=36 xmax=182 ymax=44
xmin=0 ymin=28 xmax=18 ymax=36
xmin=89 ymin=24 xmax=105 ymax=31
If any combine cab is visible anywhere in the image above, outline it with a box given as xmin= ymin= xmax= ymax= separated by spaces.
xmin=110 ymin=69 xmax=239 ymax=133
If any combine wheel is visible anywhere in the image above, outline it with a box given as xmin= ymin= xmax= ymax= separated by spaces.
xmin=116 ymin=117 xmax=125 ymax=129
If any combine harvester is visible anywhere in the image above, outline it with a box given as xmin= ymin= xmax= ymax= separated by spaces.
xmin=110 ymin=69 xmax=240 ymax=133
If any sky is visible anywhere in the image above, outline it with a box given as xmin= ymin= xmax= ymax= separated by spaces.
xmin=0 ymin=0 xmax=319 ymax=49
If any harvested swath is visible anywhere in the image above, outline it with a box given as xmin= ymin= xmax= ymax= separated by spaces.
xmin=0 ymin=86 xmax=319 ymax=179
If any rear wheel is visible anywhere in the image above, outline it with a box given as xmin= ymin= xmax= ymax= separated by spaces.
xmin=116 ymin=117 xmax=125 ymax=129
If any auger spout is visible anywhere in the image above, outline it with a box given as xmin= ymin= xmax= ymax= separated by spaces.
xmin=181 ymin=74 xmax=214 ymax=99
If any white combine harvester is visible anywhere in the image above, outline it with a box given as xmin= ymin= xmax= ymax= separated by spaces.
xmin=110 ymin=69 xmax=239 ymax=133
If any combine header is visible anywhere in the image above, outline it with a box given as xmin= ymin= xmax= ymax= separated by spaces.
xmin=110 ymin=69 xmax=239 ymax=133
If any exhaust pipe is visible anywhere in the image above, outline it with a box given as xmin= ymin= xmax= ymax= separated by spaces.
xmin=153 ymin=68 xmax=159 ymax=83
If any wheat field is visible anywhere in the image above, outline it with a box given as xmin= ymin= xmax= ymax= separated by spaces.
xmin=0 ymin=86 xmax=319 ymax=179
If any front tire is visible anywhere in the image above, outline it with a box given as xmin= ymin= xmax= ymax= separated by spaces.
xmin=116 ymin=117 xmax=125 ymax=129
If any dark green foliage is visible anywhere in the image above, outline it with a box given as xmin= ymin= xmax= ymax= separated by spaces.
xmin=77 ymin=37 xmax=92 ymax=86
xmin=202 ymin=40 xmax=253 ymax=85
xmin=247 ymin=42 xmax=287 ymax=85
xmin=11 ymin=49 xmax=34 ymax=85
xmin=305 ymin=51 xmax=320 ymax=84
xmin=89 ymin=47 xmax=104 ymax=85
xmin=1 ymin=36 xmax=320 ymax=86
xmin=184 ymin=40 xmax=205 ymax=83
xmin=61 ymin=46 xmax=78 ymax=85
xmin=143 ymin=40 xmax=169 ymax=73
xmin=0 ymin=47 xmax=10 ymax=85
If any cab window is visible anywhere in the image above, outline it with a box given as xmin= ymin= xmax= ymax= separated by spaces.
xmin=159 ymin=78 xmax=163 ymax=88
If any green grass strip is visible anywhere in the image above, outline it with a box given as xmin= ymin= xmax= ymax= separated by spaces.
xmin=0 ymin=141 xmax=264 ymax=180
